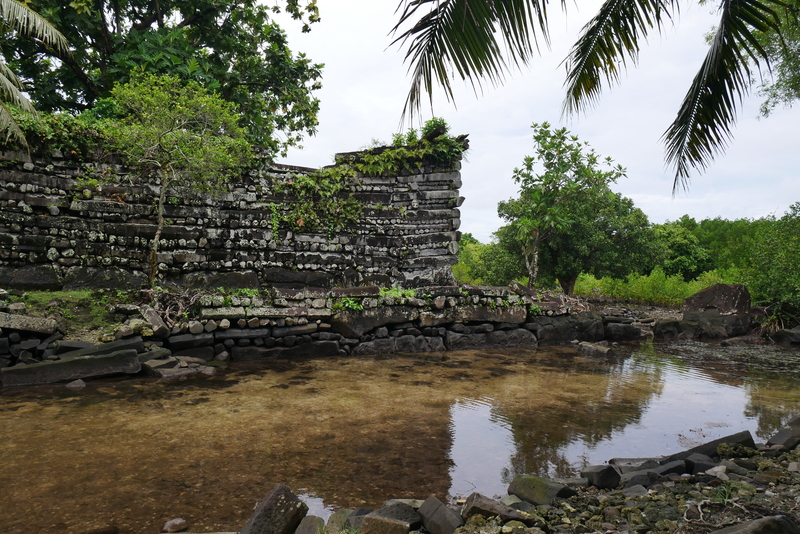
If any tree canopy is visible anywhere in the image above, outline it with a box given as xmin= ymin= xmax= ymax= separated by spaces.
xmin=2 ymin=0 xmax=322 ymax=157
xmin=497 ymin=122 xmax=627 ymax=289
xmin=0 ymin=0 xmax=68 ymax=145
xmin=391 ymin=0 xmax=789 ymax=190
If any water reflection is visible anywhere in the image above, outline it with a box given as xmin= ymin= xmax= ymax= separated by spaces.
xmin=2 ymin=341 xmax=800 ymax=534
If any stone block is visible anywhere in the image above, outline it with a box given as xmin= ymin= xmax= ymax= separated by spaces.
xmin=580 ymin=465 xmax=621 ymax=490
xmin=58 ymin=336 xmax=145 ymax=360
xmin=240 ymin=484 xmax=308 ymax=534
xmin=461 ymin=493 xmax=513 ymax=520
xmin=199 ymin=307 xmax=246 ymax=320
xmin=507 ymin=475 xmax=577 ymax=506
xmin=417 ymin=495 xmax=463 ymax=534
xmin=0 ymin=312 xmax=58 ymax=334
xmin=167 ymin=332 xmax=214 ymax=351
xmin=272 ymin=324 xmax=318 ymax=337
xmin=326 ymin=509 xmax=354 ymax=534
xmin=295 ymin=515 xmax=325 ymax=534
xmin=662 ymin=430 xmax=756 ymax=463
xmin=767 ymin=427 xmax=800 ymax=450
xmin=214 ymin=328 xmax=270 ymax=340
xmin=1 ymin=349 xmax=142 ymax=386
xmin=330 ymin=307 xmax=420 ymax=338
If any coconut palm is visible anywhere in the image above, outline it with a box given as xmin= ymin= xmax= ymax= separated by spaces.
xmin=0 ymin=0 xmax=68 ymax=146
xmin=391 ymin=0 xmax=786 ymax=191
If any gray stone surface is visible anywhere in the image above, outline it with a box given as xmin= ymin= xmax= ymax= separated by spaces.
xmin=663 ymin=430 xmax=756 ymax=462
xmin=0 ymin=312 xmax=58 ymax=334
xmin=239 ymin=484 xmax=308 ymax=534
xmin=460 ymin=492 xmax=514 ymax=520
xmin=580 ymin=464 xmax=621 ymax=490
xmin=0 ymin=349 xmax=142 ymax=386
xmin=417 ymin=495 xmax=463 ymax=534
xmin=507 ymin=475 xmax=577 ymax=506
xmin=331 ymin=307 xmax=420 ymax=338
xmin=294 ymin=515 xmax=324 ymax=534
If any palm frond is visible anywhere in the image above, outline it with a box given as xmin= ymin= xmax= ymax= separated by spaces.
xmin=0 ymin=60 xmax=35 ymax=113
xmin=663 ymin=0 xmax=782 ymax=192
xmin=562 ymin=0 xmax=681 ymax=116
xmin=0 ymin=0 xmax=68 ymax=52
xmin=392 ymin=0 xmax=553 ymax=120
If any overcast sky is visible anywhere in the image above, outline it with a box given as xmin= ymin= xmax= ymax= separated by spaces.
xmin=273 ymin=1 xmax=800 ymax=243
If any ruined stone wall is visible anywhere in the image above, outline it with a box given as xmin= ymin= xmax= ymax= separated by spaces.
xmin=0 ymin=149 xmax=463 ymax=291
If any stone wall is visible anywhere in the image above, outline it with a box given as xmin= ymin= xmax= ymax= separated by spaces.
xmin=0 ymin=285 xmax=651 ymax=385
xmin=0 ymin=148 xmax=463 ymax=291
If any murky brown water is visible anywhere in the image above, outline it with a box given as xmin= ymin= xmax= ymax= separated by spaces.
xmin=2 ymin=341 xmax=800 ymax=534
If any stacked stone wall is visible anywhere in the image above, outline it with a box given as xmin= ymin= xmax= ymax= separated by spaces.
xmin=0 ymin=149 xmax=463 ymax=291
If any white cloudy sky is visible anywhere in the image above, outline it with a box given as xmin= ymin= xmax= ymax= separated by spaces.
xmin=274 ymin=1 xmax=800 ymax=243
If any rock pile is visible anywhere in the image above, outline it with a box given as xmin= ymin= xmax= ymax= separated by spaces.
xmin=219 ymin=422 xmax=800 ymax=534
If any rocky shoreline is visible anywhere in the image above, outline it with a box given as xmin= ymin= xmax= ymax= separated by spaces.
xmin=158 ymin=426 xmax=800 ymax=534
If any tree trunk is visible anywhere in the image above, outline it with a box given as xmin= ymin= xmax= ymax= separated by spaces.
xmin=559 ymin=273 xmax=579 ymax=296
xmin=149 ymin=175 xmax=168 ymax=285
xmin=525 ymin=233 xmax=541 ymax=289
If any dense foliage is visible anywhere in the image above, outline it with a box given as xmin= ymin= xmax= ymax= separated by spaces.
xmin=2 ymin=0 xmax=322 ymax=157
xmin=495 ymin=122 xmax=650 ymax=293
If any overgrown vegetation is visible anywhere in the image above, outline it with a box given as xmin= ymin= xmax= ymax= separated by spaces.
xmin=274 ymin=117 xmax=467 ymax=233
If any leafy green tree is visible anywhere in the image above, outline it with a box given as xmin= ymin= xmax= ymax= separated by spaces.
xmin=746 ymin=203 xmax=800 ymax=323
xmin=0 ymin=0 xmax=67 ymax=145
xmin=540 ymin=192 xmax=656 ymax=295
xmin=391 ymin=0 xmax=787 ymax=189
xmin=652 ymin=222 xmax=714 ymax=281
xmin=3 ymin=0 xmax=321 ymax=156
xmin=108 ymin=74 xmax=252 ymax=284
xmin=497 ymin=122 xmax=625 ymax=288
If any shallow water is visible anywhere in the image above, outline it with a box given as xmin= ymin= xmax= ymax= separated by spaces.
xmin=1 ymin=340 xmax=800 ymax=533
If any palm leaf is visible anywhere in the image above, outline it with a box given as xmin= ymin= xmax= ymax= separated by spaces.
xmin=663 ymin=0 xmax=782 ymax=191
xmin=562 ymin=0 xmax=681 ymax=117
xmin=392 ymin=0 xmax=554 ymax=120
xmin=0 ymin=0 xmax=68 ymax=52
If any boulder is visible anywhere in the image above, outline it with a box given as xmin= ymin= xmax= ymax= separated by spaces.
xmin=772 ymin=326 xmax=800 ymax=345
xmin=530 ymin=313 xmax=604 ymax=345
xmin=140 ymin=305 xmax=170 ymax=338
xmin=417 ymin=495 xmax=463 ymax=534
xmin=1 ymin=349 xmax=142 ymax=387
xmin=684 ymin=283 xmax=751 ymax=315
xmin=603 ymin=322 xmax=644 ymax=341
xmin=240 ymin=484 xmax=308 ymax=534
xmin=507 ymin=475 xmax=577 ymax=505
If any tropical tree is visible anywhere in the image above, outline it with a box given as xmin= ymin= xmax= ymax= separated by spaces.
xmin=107 ymin=74 xmax=252 ymax=284
xmin=391 ymin=0 xmax=787 ymax=190
xmin=0 ymin=0 xmax=68 ymax=145
xmin=2 ymin=0 xmax=321 ymax=157
xmin=652 ymin=221 xmax=714 ymax=281
xmin=497 ymin=122 xmax=625 ymax=288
